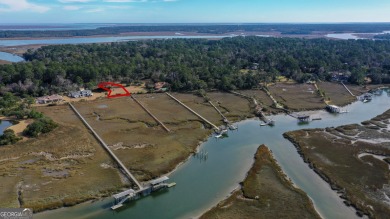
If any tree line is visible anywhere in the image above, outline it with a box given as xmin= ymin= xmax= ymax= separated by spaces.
xmin=1 ymin=23 xmax=390 ymax=38
xmin=1 ymin=37 xmax=390 ymax=96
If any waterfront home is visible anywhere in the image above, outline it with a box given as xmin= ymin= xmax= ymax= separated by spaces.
xmin=36 ymin=94 xmax=63 ymax=104
xmin=68 ymin=90 xmax=93 ymax=98
xmin=154 ymin=82 xmax=169 ymax=92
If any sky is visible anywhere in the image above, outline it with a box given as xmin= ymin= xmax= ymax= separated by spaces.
xmin=0 ymin=0 xmax=390 ymax=23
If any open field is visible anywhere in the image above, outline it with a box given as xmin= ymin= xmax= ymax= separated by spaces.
xmin=284 ymin=110 xmax=390 ymax=218
xmin=268 ymin=83 xmax=326 ymax=111
xmin=201 ymin=145 xmax=321 ymax=219
xmin=0 ymin=105 xmax=126 ymax=212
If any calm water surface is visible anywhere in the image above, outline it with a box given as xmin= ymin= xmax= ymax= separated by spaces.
xmin=0 ymin=51 xmax=24 ymax=62
xmin=0 ymin=120 xmax=12 ymax=135
xmin=35 ymin=91 xmax=390 ymax=219
xmin=0 ymin=35 xmax=231 ymax=47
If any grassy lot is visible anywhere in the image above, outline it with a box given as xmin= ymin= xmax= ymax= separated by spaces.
xmin=169 ymin=93 xmax=224 ymax=126
xmin=207 ymin=92 xmax=253 ymax=121
xmin=238 ymin=89 xmax=282 ymax=114
xmin=284 ymin=110 xmax=390 ymax=218
xmin=0 ymin=105 xmax=125 ymax=212
xmin=201 ymin=145 xmax=321 ymax=219
xmin=317 ymin=82 xmax=357 ymax=106
xmin=268 ymin=83 xmax=325 ymax=111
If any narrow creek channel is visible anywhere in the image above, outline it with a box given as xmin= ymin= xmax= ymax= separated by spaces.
xmin=35 ymin=90 xmax=390 ymax=219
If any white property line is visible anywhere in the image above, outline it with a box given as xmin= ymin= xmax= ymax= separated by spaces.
xmin=68 ymin=102 xmax=143 ymax=190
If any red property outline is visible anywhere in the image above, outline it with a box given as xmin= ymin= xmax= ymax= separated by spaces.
xmin=98 ymin=82 xmax=131 ymax=98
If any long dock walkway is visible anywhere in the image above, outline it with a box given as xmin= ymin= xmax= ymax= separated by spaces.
xmin=166 ymin=92 xmax=219 ymax=130
xmin=341 ymin=82 xmax=356 ymax=97
xmin=131 ymin=96 xmax=171 ymax=132
xmin=68 ymin=102 xmax=143 ymax=190
xmin=208 ymin=100 xmax=227 ymax=121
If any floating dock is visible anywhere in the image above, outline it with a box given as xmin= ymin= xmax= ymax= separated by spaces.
xmin=111 ymin=176 xmax=174 ymax=210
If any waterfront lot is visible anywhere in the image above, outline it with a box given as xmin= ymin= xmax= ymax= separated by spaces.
xmin=207 ymin=92 xmax=253 ymax=120
xmin=317 ymin=82 xmax=357 ymax=106
xmin=268 ymin=83 xmax=325 ymax=110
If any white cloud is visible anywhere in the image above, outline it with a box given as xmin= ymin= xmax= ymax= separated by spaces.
xmin=103 ymin=0 xmax=146 ymax=2
xmin=63 ymin=5 xmax=81 ymax=10
xmin=163 ymin=0 xmax=177 ymax=2
xmin=0 ymin=0 xmax=50 ymax=13
xmin=108 ymin=5 xmax=133 ymax=9
xmin=85 ymin=8 xmax=104 ymax=13
xmin=59 ymin=0 xmax=93 ymax=3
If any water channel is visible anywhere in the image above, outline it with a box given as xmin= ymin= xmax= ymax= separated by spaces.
xmin=0 ymin=35 xmax=232 ymax=47
xmin=35 ymin=90 xmax=390 ymax=219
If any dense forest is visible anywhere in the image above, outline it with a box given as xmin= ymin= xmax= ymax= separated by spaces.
xmin=1 ymin=37 xmax=390 ymax=96
xmin=1 ymin=23 xmax=390 ymax=38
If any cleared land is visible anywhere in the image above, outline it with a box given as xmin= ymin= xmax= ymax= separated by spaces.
xmin=284 ymin=110 xmax=390 ymax=218
xmin=268 ymin=83 xmax=325 ymax=111
xmin=201 ymin=145 xmax=321 ymax=219
xmin=0 ymin=105 xmax=126 ymax=212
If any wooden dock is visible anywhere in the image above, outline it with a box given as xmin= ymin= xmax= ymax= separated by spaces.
xmin=69 ymin=102 xmax=143 ymax=190
xmin=341 ymin=82 xmax=356 ymax=97
xmin=131 ymin=95 xmax=171 ymax=132
xmin=166 ymin=92 xmax=219 ymax=130
xmin=208 ymin=100 xmax=227 ymax=120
